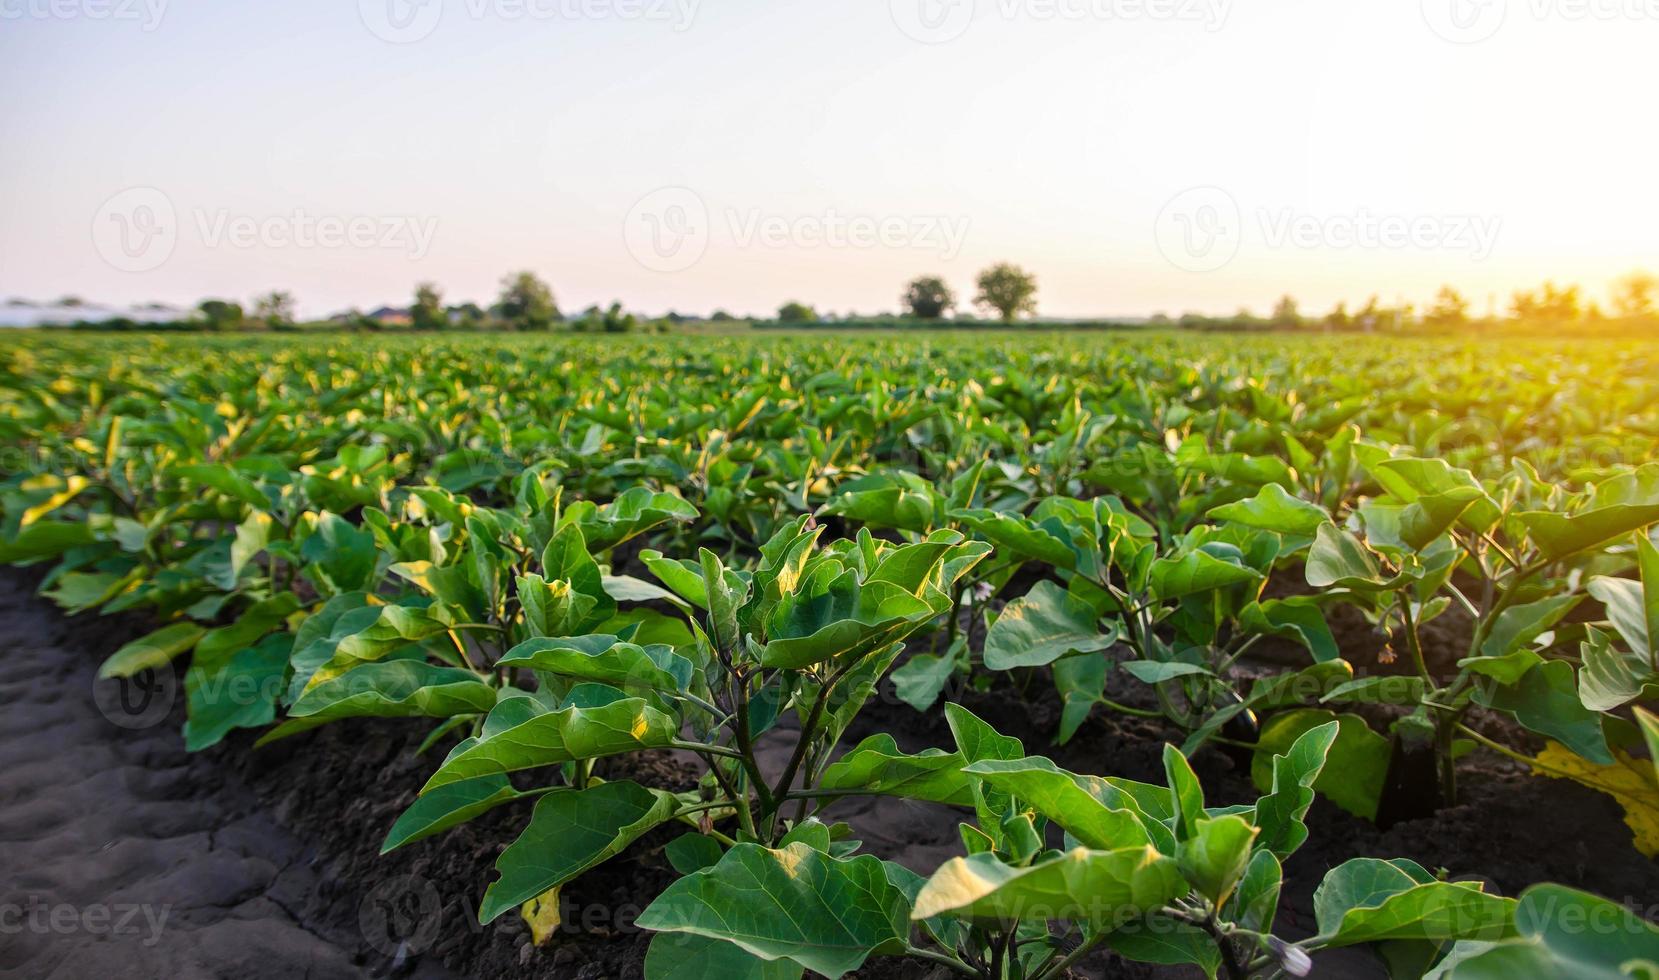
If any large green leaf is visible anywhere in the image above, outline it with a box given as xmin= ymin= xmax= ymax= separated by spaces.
xmin=1424 ymin=884 xmax=1659 ymax=979
xmin=480 ymin=780 xmax=679 ymax=923
xmin=423 ymin=696 xmax=679 ymax=791
xmin=963 ymin=757 xmax=1154 ymax=850
xmin=183 ymin=632 xmax=292 ymax=751
xmin=285 ymin=660 xmax=497 ymax=725
xmin=1306 ymin=523 xmax=1391 ymax=590
xmin=982 ymin=581 xmax=1114 ymax=670
xmin=1475 ymin=660 xmax=1613 ymax=765
xmin=382 ymin=771 xmax=527 ymax=853
xmin=637 ymin=843 xmax=913 ymax=978
xmin=297 ymin=602 xmax=451 ymax=693
xmin=1148 ymin=548 xmax=1263 ymax=601
xmin=1253 ymin=720 xmax=1338 ymax=858
xmin=818 ymin=734 xmax=974 ymax=806
xmin=644 ymin=933 xmax=803 ymax=980
xmin=1207 ymin=483 xmax=1328 ymax=537
xmin=1312 ymin=857 xmax=1515 ymax=947
xmin=1252 ymin=710 xmax=1386 ymax=822
xmin=1176 ymin=815 xmax=1258 ymax=905
xmin=1240 ymin=597 xmax=1339 ymax=663
xmin=910 ymin=847 xmax=1183 ymax=927
xmin=98 ymin=621 xmax=207 ymax=679
xmin=497 ymin=634 xmax=692 ymax=695
xmin=760 ymin=574 xmax=933 ymax=669
xmin=1479 ymin=594 xmax=1582 ymax=659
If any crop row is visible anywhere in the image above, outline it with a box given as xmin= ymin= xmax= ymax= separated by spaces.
xmin=2 ymin=331 xmax=1657 ymax=978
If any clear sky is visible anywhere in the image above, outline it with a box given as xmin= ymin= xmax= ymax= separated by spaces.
xmin=1 ymin=0 xmax=1654 ymax=319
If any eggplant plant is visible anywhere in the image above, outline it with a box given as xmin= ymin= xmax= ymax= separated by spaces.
xmin=1291 ymin=452 xmax=1659 ymax=824
xmin=379 ymin=517 xmax=991 ymax=932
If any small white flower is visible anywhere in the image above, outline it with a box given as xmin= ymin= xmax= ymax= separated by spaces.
xmin=1270 ymin=939 xmax=1313 ymax=977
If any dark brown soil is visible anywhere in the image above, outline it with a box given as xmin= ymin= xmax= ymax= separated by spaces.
xmin=3 ymin=566 xmax=1655 ymax=980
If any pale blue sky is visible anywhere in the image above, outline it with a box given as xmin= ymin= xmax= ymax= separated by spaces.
xmin=1 ymin=0 xmax=1654 ymax=319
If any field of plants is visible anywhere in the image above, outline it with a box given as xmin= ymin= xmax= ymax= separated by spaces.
xmin=3 ymin=329 xmax=1659 ymax=979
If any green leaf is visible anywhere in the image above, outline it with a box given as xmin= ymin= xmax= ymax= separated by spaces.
xmin=1399 ymin=486 xmax=1487 ymax=551
xmin=423 ymin=697 xmax=679 ymax=791
xmin=910 ymin=847 xmax=1184 ymax=927
xmin=641 ymin=550 xmax=710 ymax=609
xmin=299 ymin=602 xmax=451 ymax=693
xmin=1240 ymin=597 xmax=1339 ymax=663
xmin=183 ymin=633 xmax=292 ymax=751
xmin=1475 ymin=660 xmax=1613 ymax=765
xmin=1229 ymin=849 xmax=1283 ymax=933
xmin=1148 ymin=548 xmax=1263 ymax=601
xmin=1163 ymin=744 xmax=1205 ymax=843
xmin=285 ymin=660 xmax=497 ymax=725
xmin=637 ymin=843 xmax=912 ymax=978
xmin=963 ymin=757 xmax=1154 ymax=850
xmin=1103 ymin=921 xmax=1222 ymax=977
xmin=890 ymin=651 xmax=959 ymax=712
xmin=1313 ymin=857 xmax=1515 ymax=947
xmin=946 ymin=703 xmax=1024 ymax=764
xmin=1253 ymin=720 xmax=1338 ymax=857
xmin=98 ymin=622 xmax=207 ymax=679
xmin=169 ymin=462 xmax=268 ymax=508
xmin=664 ymin=833 xmax=726 ymax=876
xmin=382 ymin=771 xmax=526 ymax=853
xmin=1306 ymin=523 xmax=1391 ymax=590
xmin=1589 ymin=542 xmax=1658 ymax=660
xmin=1122 ymin=660 xmax=1212 ymax=684
xmin=498 ymin=634 xmax=691 ymax=695
xmin=1252 ymin=710 xmax=1386 ymax=822
xmin=1518 ymin=504 xmax=1659 ymax=560
xmin=1424 ymin=884 xmax=1659 ymax=979
xmin=949 ymin=508 xmax=1079 ymax=569
xmin=1370 ymin=458 xmax=1500 ymax=532
xmin=1479 ymin=595 xmax=1582 ymax=659
xmin=195 ymin=593 xmax=301 ymax=668
xmin=480 ymin=780 xmax=678 ymax=923
xmin=0 ymin=520 xmax=97 ymax=563
xmin=760 ymin=575 xmax=933 ymax=669
xmin=1177 ymin=815 xmax=1258 ymax=905
xmin=1053 ymin=653 xmax=1106 ymax=745
xmin=644 ymin=933 xmax=802 ymax=980
xmin=982 ymin=581 xmax=1113 ymax=670
xmin=819 ymin=734 xmax=974 ymax=806
xmin=1579 ymin=626 xmax=1656 ymax=712
xmin=1207 ymin=483 xmax=1328 ymax=536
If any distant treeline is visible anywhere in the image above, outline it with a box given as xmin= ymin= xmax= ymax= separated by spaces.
xmin=25 ymin=269 xmax=1659 ymax=336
